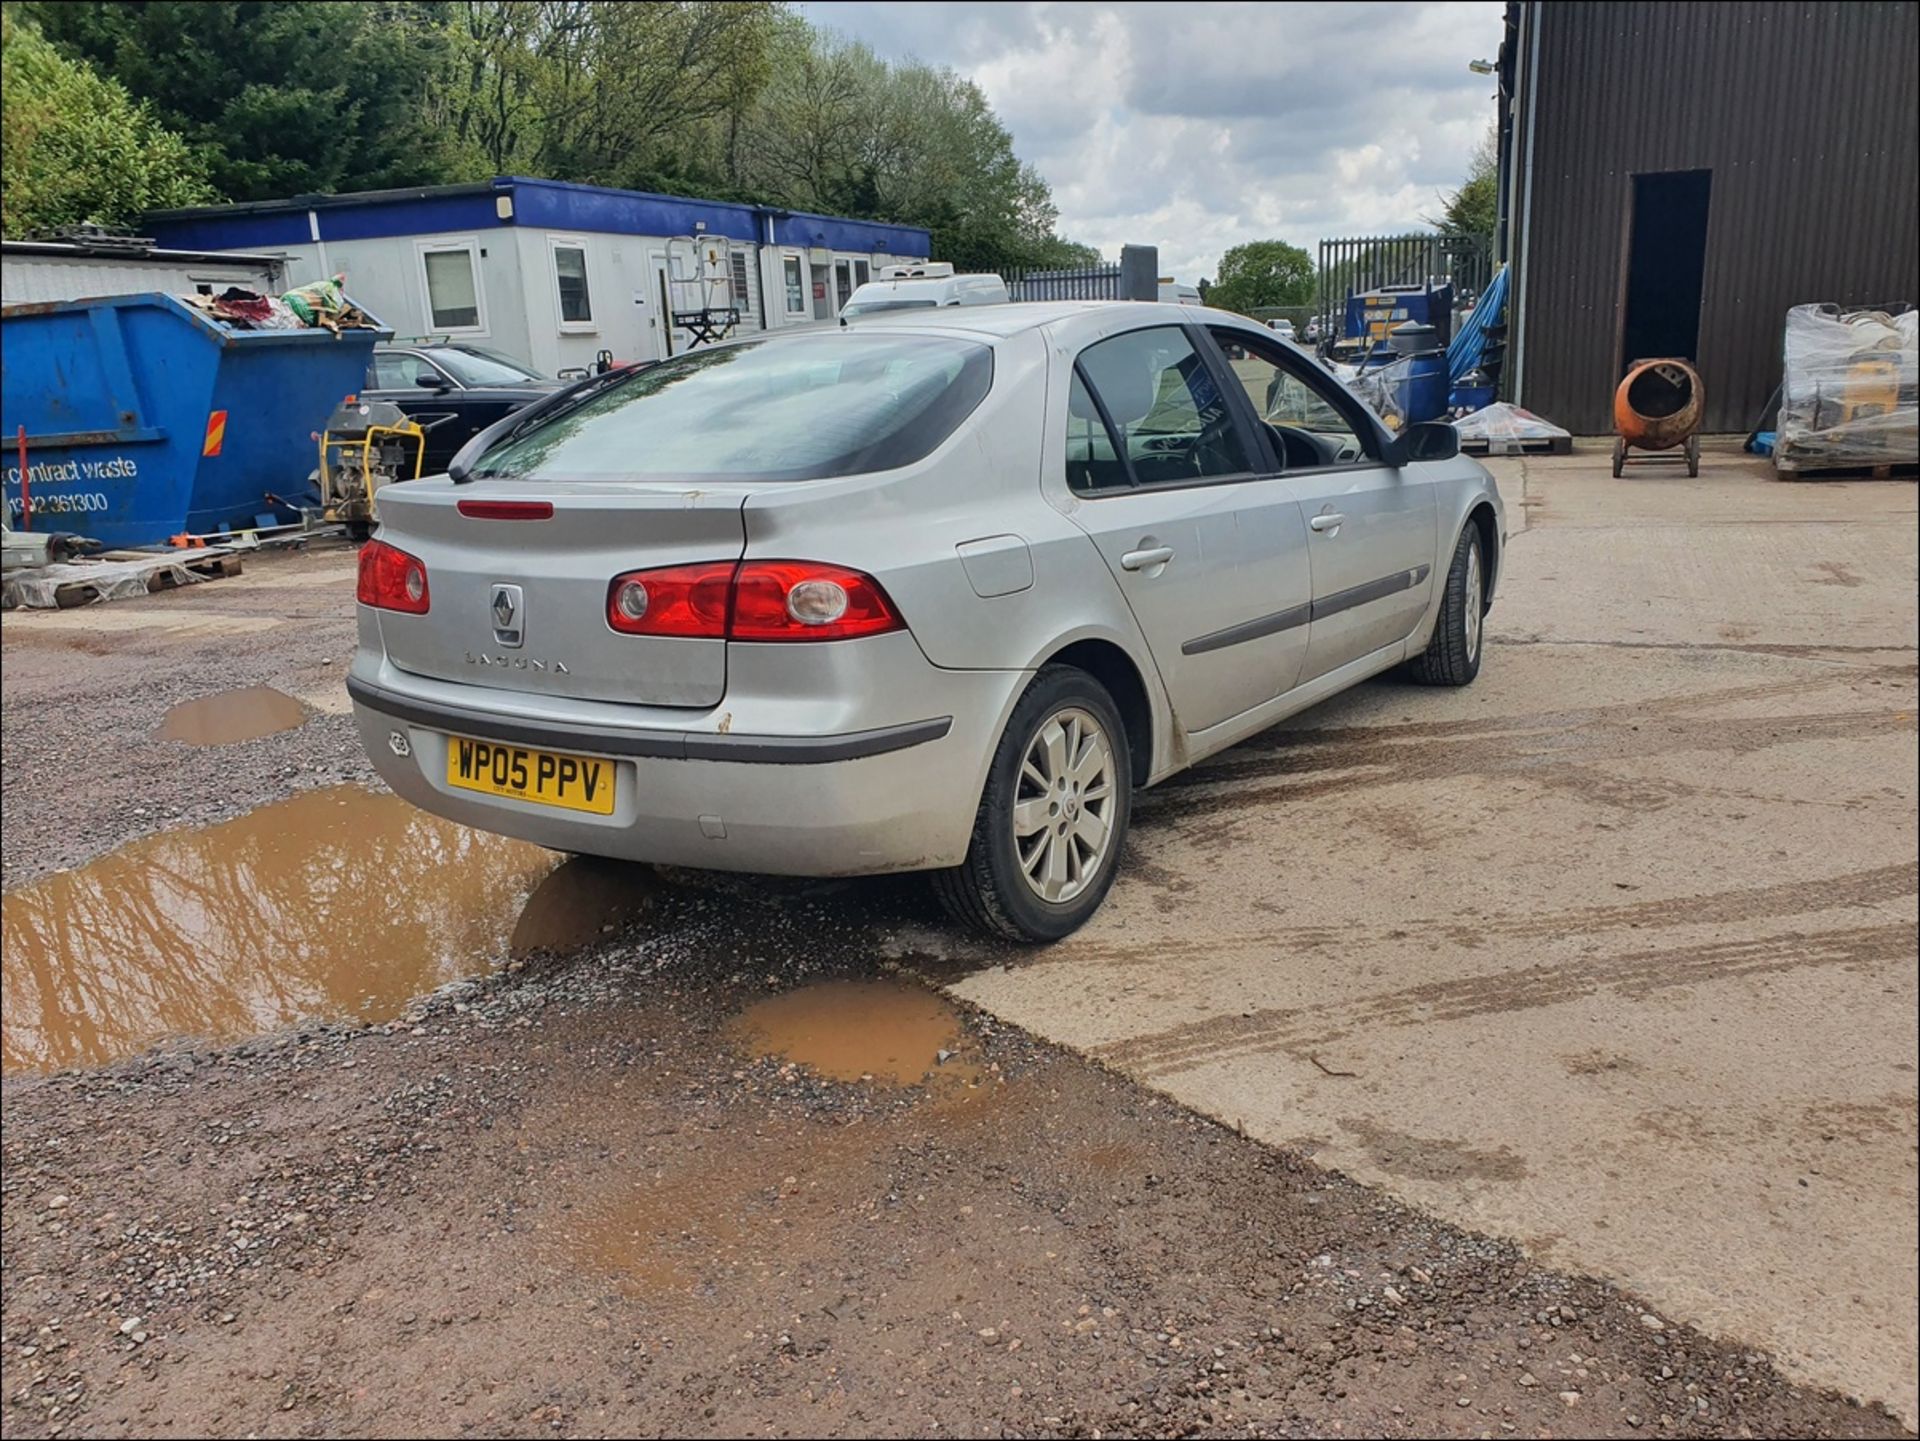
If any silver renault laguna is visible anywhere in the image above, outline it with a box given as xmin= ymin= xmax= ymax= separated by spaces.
xmin=350 ymin=302 xmax=1503 ymax=941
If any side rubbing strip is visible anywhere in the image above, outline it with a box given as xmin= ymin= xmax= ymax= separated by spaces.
xmin=1311 ymin=564 xmax=1431 ymax=622
xmin=1177 ymin=564 xmax=1432 ymax=656
xmin=1181 ymin=602 xmax=1311 ymax=656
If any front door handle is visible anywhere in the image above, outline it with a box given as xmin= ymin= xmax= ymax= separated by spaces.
xmin=1120 ymin=545 xmax=1175 ymax=571
xmin=1309 ymin=512 xmax=1346 ymax=533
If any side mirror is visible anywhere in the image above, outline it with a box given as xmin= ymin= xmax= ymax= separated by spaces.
xmin=1387 ymin=419 xmax=1459 ymax=466
xmin=413 ymin=369 xmax=451 ymax=391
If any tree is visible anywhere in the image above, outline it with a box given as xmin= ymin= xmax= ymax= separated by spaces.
xmin=729 ymin=34 xmax=1076 ymax=271
xmin=526 ymin=2 xmax=778 ymax=188
xmin=1206 ymin=240 xmax=1313 ymax=316
xmin=0 ymin=9 xmax=214 ymax=238
xmin=18 ymin=1 xmax=1091 ymax=270
xmin=1434 ymin=123 xmax=1497 ymax=239
xmin=25 ymin=1 xmax=461 ymax=198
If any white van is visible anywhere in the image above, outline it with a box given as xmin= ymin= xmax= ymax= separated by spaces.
xmin=1158 ymin=280 xmax=1202 ymax=305
xmin=841 ymin=263 xmax=1009 ymax=318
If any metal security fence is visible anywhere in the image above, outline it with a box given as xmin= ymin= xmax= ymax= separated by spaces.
xmin=998 ymin=244 xmax=1159 ymax=303
xmin=1004 ymin=264 xmax=1124 ymax=300
xmin=1317 ymin=233 xmax=1493 ymax=336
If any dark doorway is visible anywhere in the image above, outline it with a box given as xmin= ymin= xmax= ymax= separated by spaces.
xmin=1619 ymin=169 xmax=1712 ymax=371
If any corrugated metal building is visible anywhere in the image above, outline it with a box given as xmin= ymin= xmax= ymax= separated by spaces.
xmin=0 ymin=239 xmax=284 ymax=306
xmin=1501 ymin=1 xmax=1919 ymax=433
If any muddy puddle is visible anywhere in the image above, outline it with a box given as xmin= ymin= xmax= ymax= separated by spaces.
xmin=156 ymin=685 xmax=309 ymax=745
xmin=1 ymin=787 xmax=655 ymax=1074
xmin=727 ymin=978 xmax=974 ymax=1085
xmin=568 ymin=981 xmax=990 ymax=1299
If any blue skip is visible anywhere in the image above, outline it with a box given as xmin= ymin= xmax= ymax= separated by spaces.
xmin=2 ymin=293 xmax=389 ymax=548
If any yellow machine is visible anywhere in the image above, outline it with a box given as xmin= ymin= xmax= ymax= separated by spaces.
xmin=313 ymin=397 xmax=425 ymax=542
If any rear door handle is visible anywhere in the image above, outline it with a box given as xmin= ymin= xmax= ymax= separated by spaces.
xmin=1121 ymin=545 xmax=1175 ymax=571
xmin=1309 ymin=512 xmax=1346 ymax=533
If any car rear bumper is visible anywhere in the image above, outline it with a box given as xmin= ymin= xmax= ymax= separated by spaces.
xmin=347 ymin=654 xmax=1024 ymax=876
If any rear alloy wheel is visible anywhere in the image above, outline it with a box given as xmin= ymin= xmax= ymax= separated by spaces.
xmin=1405 ymin=524 xmax=1486 ymax=686
xmin=934 ymin=666 xmax=1132 ymax=942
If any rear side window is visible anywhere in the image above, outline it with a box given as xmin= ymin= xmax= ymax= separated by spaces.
xmin=473 ymin=332 xmax=992 ymax=482
xmin=1071 ymin=326 xmax=1253 ymax=487
xmin=368 ymin=352 xmax=419 ymax=390
xmin=1066 ymin=373 xmax=1127 ymax=492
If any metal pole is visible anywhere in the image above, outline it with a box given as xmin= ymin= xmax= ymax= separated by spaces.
xmin=15 ymin=425 xmax=28 ymax=533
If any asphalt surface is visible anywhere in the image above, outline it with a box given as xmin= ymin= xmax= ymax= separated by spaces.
xmin=1 ymin=444 xmax=1914 ymax=1438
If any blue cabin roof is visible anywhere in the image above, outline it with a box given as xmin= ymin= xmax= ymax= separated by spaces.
xmin=146 ymin=176 xmax=930 ymax=259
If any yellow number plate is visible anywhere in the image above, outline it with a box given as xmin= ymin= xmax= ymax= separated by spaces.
xmin=445 ymin=736 xmax=615 ymax=815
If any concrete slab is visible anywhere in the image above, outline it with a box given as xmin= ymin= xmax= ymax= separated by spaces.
xmin=926 ymin=444 xmax=1920 ymax=1423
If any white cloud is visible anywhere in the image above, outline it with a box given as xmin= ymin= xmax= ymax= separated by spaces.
xmin=801 ymin=0 xmax=1505 ymax=281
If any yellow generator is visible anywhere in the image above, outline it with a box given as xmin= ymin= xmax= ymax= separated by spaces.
xmin=313 ymin=397 xmax=425 ymax=542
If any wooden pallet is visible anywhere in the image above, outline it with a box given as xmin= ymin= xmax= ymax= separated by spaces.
xmin=1458 ymin=433 xmax=1573 ymax=456
xmin=1772 ymin=458 xmax=1918 ymax=481
xmin=50 ymin=549 xmax=244 ymax=608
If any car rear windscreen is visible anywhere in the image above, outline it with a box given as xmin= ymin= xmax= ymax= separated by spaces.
xmin=473 ymin=332 xmax=992 ymax=482
xmin=842 ymin=299 xmax=941 ymax=316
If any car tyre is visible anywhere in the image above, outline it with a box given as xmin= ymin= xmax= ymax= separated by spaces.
xmin=1405 ymin=524 xmax=1486 ymax=687
xmin=933 ymin=666 xmax=1133 ymax=943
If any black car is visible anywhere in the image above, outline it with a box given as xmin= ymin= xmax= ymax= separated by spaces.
xmin=361 ymin=344 xmax=561 ymax=475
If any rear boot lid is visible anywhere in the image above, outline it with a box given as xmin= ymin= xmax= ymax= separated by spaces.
xmin=369 ymin=477 xmax=747 ymax=708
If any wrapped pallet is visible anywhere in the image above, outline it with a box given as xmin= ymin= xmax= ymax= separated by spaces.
xmin=1775 ymin=304 xmax=1918 ymax=475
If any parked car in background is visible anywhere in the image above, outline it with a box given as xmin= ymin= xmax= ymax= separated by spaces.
xmin=350 ymin=303 xmax=1503 ymax=941
xmin=1267 ymin=318 xmax=1298 ymax=341
xmin=1158 ymin=281 xmax=1202 ymax=305
xmin=1304 ymin=317 xmax=1323 ymax=343
xmin=362 ymin=344 xmax=561 ymax=476
xmin=841 ymin=263 xmax=1008 ymax=317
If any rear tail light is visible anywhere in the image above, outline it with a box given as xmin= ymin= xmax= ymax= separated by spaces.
xmin=356 ymin=539 xmax=430 ymax=614
xmin=606 ymin=561 xmax=736 ymax=638
xmin=605 ymin=561 xmax=904 ymax=642
xmin=730 ymin=561 xmax=903 ymax=640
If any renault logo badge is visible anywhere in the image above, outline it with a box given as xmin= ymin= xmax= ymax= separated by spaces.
xmin=490 ymin=583 xmax=524 ymax=648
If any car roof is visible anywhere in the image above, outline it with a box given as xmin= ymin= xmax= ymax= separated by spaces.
xmin=839 ymin=299 xmax=1267 ymax=340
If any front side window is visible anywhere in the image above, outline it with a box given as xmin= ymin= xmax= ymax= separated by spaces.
xmin=553 ymin=242 xmax=592 ymax=326
xmin=783 ymin=255 xmax=806 ymax=315
xmin=1209 ymin=327 xmax=1368 ymax=468
xmin=474 ymin=331 xmax=992 ymax=483
xmin=1075 ymin=326 xmax=1253 ymax=486
xmin=421 ymin=245 xmax=481 ymax=331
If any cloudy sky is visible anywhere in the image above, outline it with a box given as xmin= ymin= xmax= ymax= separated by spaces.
xmin=800 ymin=1 xmax=1505 ymax=282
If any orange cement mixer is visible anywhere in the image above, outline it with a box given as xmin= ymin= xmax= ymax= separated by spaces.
xmin=1612 ymin=357 xmax=1704 ymax=476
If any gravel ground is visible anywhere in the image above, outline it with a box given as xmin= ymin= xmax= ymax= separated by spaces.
xmin=0 ymin=544 xmax=368 ymax=888
xmin=5 ymin=903 xmax=1908 ymax=1440
xmin=1 ymin=543 xmax=1910 ymax=1438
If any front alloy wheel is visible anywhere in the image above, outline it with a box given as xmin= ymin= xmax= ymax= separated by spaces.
xmin=1406 ymin=522 xmax=1486 ymax=686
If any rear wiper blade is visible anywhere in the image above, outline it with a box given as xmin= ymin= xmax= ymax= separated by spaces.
xmin=448 ymin=363 xmax=647 ymax=483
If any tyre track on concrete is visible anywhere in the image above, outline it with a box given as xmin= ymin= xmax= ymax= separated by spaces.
xmin=1146 ymin=704 xmax=1914 ymax=824
xmin=1095 ymin=922 xmax=1915 ymax=1079
xmin=1046 ymin=859 xmax=1920 ymax=973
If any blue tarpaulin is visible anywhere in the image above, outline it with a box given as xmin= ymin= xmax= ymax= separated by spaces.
xmin=1446 ymin=264 xmax=1509 ymax=385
